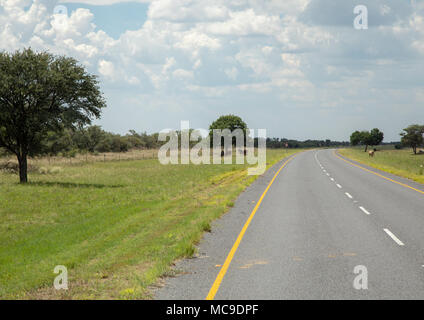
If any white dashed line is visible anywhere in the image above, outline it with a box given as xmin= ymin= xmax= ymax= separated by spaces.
xmin=326 ymin=173 xmax=330 ymax=176
xmin=383 ymin=228 xmax=404 ymax=246
xmin=345 ymin=192 xmax=353 ymax=199
xmin=330 ymin=178 xmax=334 ymax=181
xmin=336 ymin=184 xmax=342 ymax=188
xmin=359 ymin=206 xmax=371 ymax=215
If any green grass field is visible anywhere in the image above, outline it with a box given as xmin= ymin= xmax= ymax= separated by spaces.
xmin=339 ymin=147 xmax=424 ymax=185
xmin=0 ymin=149 xmax=302 ymax=299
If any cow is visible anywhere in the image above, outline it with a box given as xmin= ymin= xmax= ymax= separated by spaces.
xmin=368 ymin=150 xmax=375 ymax=157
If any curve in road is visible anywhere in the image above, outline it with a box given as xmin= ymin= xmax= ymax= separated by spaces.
xmin=155 ymin=149 xmax=424 ymax=300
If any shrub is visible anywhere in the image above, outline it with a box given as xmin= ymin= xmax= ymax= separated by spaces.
xmin=38 ymin=166 xmax=63 ymax=175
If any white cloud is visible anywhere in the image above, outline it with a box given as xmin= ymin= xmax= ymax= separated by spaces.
xmin=224 ymin=67 xmax=238 ymax=80
xmin=98 ymin=59 xmax=115 ymax=79
xmin=48 ymin=8 xmax=95 ymax=39
xmin=1 ymin=0 xmax=424 ymax=140
xmin=174 ymin=30 xmax=221 ymax=54
xmin=148 ymin=0 xmax=228 ymax=22
xmin=205 ymin=9 xmax=280 ymax=36
xmin=59 ymin=0 xmax=152 ymax=4
xmin=172 ymin=68 xmax=194 ymax=79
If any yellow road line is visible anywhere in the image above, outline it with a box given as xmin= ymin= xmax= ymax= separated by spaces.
xmin=206 ymin=154 xmax=298 ymax=300
xmin=334 ymin=150 xmax=424 ymax=196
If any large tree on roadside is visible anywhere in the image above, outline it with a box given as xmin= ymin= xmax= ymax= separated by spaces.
xmin=400 ymin=124 xmax=424 ymax=155
xmin=0 ymin=48 xmax=106 ymax=183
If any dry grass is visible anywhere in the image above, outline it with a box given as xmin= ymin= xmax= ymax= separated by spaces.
xmin=339 ymin=147 xmax=424 ymax=185
xmin=0 ymin=149 xmax=159 ymax=169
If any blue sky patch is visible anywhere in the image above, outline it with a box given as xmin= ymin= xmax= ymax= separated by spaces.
xmin=62 ymin=2 xmax=148 ymax=39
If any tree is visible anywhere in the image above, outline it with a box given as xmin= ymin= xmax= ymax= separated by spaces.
xmin=350 ymin=131 xmax=363 ymax=146
xmin=0 ymin=48 xmax=106 ymax=183
xmin=369 ymin=128 xmax=384 ymax=145
xmin=350 ymin=128 xmax=384 ymax=152
xmin=73 ymin=126 xmax=106 ymax=153
xmin=400 ymin=124 xmax=424 ymax=154
xmin=41 ymin=129 xmax=74 ymax=156
xmin=367 ymin=128 xmax=384 ymax=151
xmin=209 ymin=115 xmax=248 ymax=152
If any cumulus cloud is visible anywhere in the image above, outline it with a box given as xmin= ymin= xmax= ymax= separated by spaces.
xmin=1 ymin=0 xmax=424 ymax=139
xmin=59 ymin=0 xmax=152 ymax=4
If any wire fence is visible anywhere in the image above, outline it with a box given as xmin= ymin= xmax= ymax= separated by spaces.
xmin=0 ymin=149 xmax=160 ymax=168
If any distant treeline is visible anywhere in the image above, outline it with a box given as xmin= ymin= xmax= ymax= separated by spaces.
xmin=0 ymin=125 xmax=355 ymax=158
xmin=264 ymin=138 xmax=349 ymax=149
xmin=0 ymin=126 xmax=162 ymax=158
xmin=41 ymin=126 xmax=162 ymax=156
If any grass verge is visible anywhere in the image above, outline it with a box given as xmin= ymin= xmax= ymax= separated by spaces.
xmin=339 ymin=147 xmax=424 ymax=185
xmin=0 ymin=148 xmax=302 ymax=299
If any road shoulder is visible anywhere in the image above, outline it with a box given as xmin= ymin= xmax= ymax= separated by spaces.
xmin=153 ymin=153 xmax=300 ymax=300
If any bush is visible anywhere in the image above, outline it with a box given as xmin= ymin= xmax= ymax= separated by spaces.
xmin=38 ymin=166 xmax=63 ymax=175
xmin=34 ymin=126 xmax=162 ymax=156
xmin=65 ymin=150 xmax=78 ymax=158
xmin=0 ymin=148 xmax=9 ymax=157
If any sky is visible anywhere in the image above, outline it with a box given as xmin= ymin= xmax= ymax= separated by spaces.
xmin=1 ymin=0 xmax=424 ymax=141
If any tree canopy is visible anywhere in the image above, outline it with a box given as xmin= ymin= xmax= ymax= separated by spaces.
xmin=0 ymin=48 xmax=106 ymax=182
xmin=350 ymin=131 xmax=364 ymax=146
xmin=209 ymin=115 xmax=248 ymax=149
xmin=400 ymin=124 xmax=424 ymax=154
xmin=350 ymin=128 xmax=384 ymax=152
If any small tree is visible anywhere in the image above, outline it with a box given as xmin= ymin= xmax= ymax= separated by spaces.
xmin=400 ymin=124 xmax=424 ymax=154
xmin=74 ymin=126 xmax=106 ymax=153
xmin=0 ymin=48 xmax=106 ymax=183
xmin=367 ymin=128 xmax=384 ymax=151
xmin=350 ymin=129 xmax=384 ymax=152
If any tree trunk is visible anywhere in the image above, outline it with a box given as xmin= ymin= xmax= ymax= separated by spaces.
xmin=364 ymin=145 xmax=368 ymax=152
xmin=413 ymin=146 xmax=417 ymax=155
xmin=17 ymin=154 xmax=28 ymax=183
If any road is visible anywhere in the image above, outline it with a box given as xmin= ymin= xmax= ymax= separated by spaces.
xmin=155 ymin=149 xmax=424 ymax=300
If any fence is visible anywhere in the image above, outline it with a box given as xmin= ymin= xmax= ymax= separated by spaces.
xmin=0 ymin=149 xmax=159 ymax=167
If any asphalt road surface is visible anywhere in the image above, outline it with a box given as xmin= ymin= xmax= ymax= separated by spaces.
xmin=155 ymin=149 xmax=424 ymax=300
